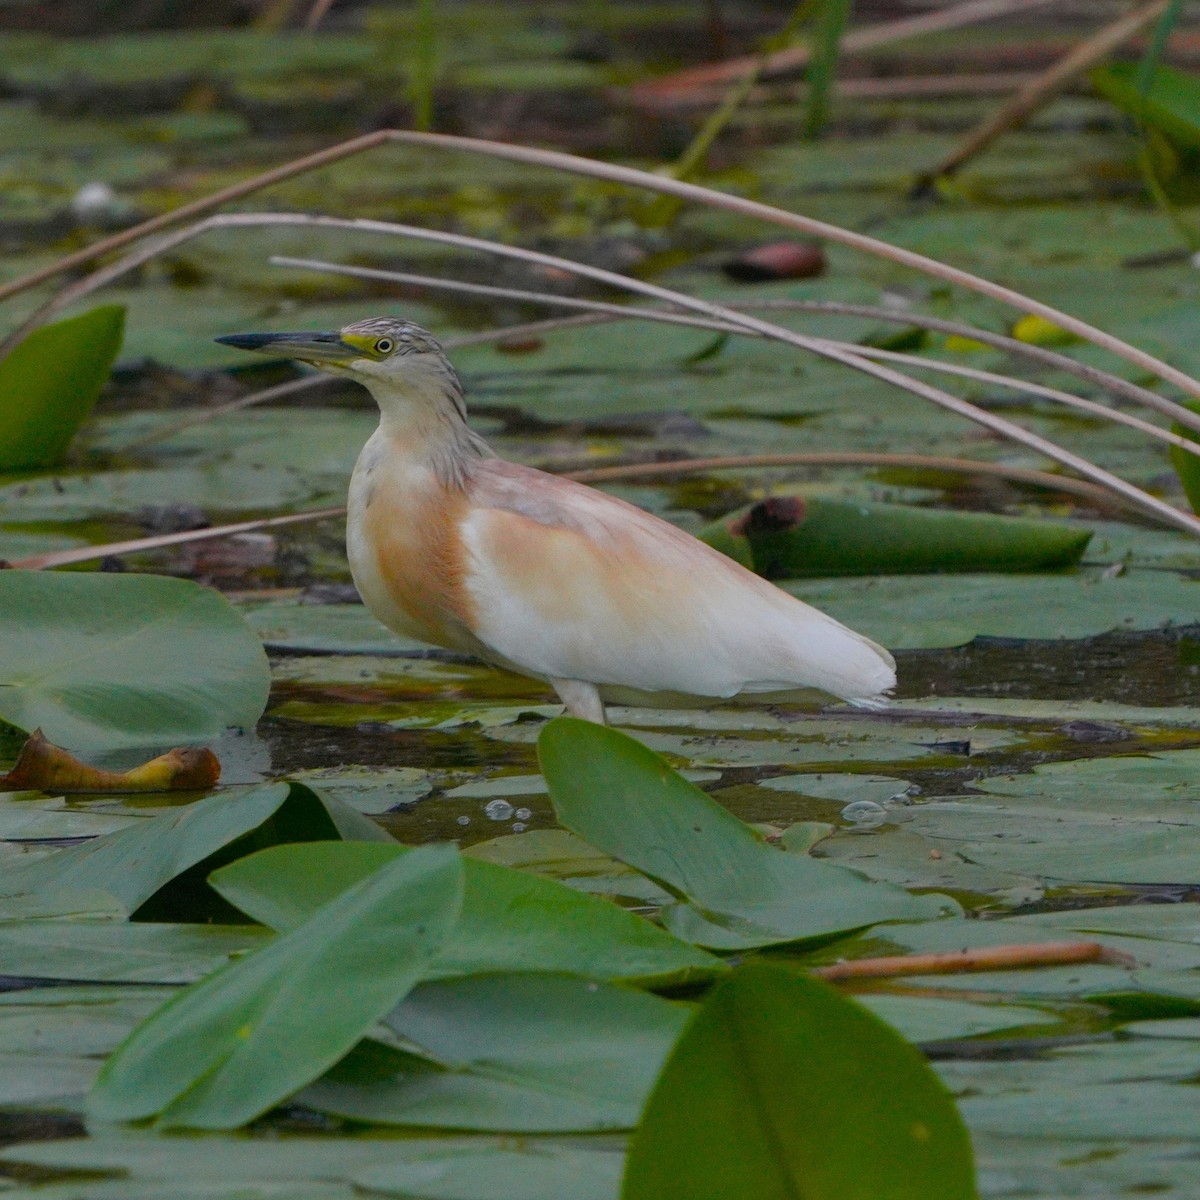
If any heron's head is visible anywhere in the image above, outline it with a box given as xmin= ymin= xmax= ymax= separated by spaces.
xmin=216 ymin=317 xmax=450 ymax=385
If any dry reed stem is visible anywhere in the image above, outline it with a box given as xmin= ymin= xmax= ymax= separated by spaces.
xmin=268 ymin=256 xmax=1200 ymax=458
xmin=651 ymin=71 xmax=1044 ymax=113
xmin=16 ymin=209 xmax=1199 ymax=534
xmin=923 ymin=0 xmax=1170 ymax=183
xmin=126 ymin=285 xmax=1185 ymax=453
xmin=271 ymin=259 xmax=1190 ymax=420
xmin=121 ymin=312 xmax=612 ymax=452
xmin=628 ymin=0 xmax=1060 ymax=100
xmin=7 ymin=451 xmax=1151 ymax=572
xmin=4 ymin=128 xmax=1199 ymax=429
xmin=814 ymin=940 xmax=1135 ymax=981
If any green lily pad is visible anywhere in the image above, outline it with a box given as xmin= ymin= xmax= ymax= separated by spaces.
xmin=0 ymin=921 xmax=268 ymax=985
xmin=0 ymin=571 xmax=270 ymax=753
xmin=305 ymin=973 xmax=688 ymax=1132
xmin=352 ymin=1147 xmax=623 ymax=1200
xmin=784 ymin=569 xmax=1200 ymax=649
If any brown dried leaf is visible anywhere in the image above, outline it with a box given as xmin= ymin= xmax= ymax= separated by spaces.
xmin=1 ymin=729 xmax=220 ymax=793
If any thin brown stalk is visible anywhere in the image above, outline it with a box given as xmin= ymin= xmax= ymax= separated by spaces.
xmin=123 ymin=312 xmax=612 ymax=453
xmin=272 ymin=260 xmax=1191 ymax=422
xmin=18 ymin=210 xmax=1200 ymax=534
xmin=129 ymin=288 xmax=1186 ymax=452
xmin=814 ymin=940 xmax=1135 ymax=981
xmin=628 ymin=0 xmax=1060 ymax=101
xmin=7 ymin=508 xmax=346 ymax=571
xmin=568 ymin=453 xmax=1128 ymax=510
xmin=660 ymin=71 xmax=1043 ymax=113
xmin=923 ymin=0 xmax=1170 ymax=184
xmin=850 ymin=345 xmax=1200 ymax=457
xmin=0 ymin=130 xmax=396 ymax=310
xmin=8 ymin=451 xmax=1136 ymax=572
xmin=304 ymin=0 xmax=337 ymax=30
xmin=738 ymin=299 xmax=1188 ymax=421
xmin=268 ymin=257 xmax=1200 ymax=458
xmin=5 ymin=128 xmax=1200 ymax=424
xmin=268 ymin=255 xmax=714 ymax=324
xmin=381 ymin=131 xmax=1200 ymax=411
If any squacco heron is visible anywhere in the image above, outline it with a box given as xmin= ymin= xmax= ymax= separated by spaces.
xmin=216 ymin=317 xmax=895 ymax=724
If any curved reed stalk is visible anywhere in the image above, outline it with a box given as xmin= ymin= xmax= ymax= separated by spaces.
xmin=5 ymin=128 xmax=1200 ymax=431
xmin=9 ymin=452 xmax=1135 ymax=572
xmin=121 ymin=312 xmax=613 ymax=452
xmin=265 ymin=257 xmax=1200 ymax=459
xmin=16 ymin=209 xmax=1200 ymax=535
xmin=271 ymin=256 xmax=1199 ymax=427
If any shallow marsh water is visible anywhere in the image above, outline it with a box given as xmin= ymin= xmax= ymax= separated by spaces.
xmin=4 ymin=3 xmax=1200 ymax=1195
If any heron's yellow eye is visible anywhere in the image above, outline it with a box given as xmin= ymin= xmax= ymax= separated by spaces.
xmin=374 ymin=337 xmax=394 ymax=355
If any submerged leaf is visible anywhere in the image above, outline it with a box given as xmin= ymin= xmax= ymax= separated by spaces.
xmin=0 ymin=305 xmax=125 ymax=471
xmin=623 ymin=963 xmax=978 ymax=1200
xmin=89 ymin=844 xmax=464 ymax=1129
xmin=1010 ymin=314 xmax=1080 ymax=347
xmin=1169 ymin=399 xmax=1200 ymax=514
xmin=0 ymin=729 xmax=219 ymax=793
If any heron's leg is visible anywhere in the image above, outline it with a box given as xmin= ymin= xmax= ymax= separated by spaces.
xmin=550 ymin=678 xmax=607 ymax=725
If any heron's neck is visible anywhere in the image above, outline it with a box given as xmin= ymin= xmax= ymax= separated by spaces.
xmin=365 ymin=360 xmax=491 ymax=489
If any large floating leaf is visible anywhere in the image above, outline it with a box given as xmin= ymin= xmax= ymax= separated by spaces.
xmin=622 ymin=963 xmax=978 ymax=1200
xmin=0 ymin=1131 xmax=474 ymax=1191
xmin=0 ymin=921 xmax=268 ymax=985
xmin=700 ymin=496 xmax=1091 ymax=577
xmin=305 ymin=973 xmax=688 ymax=1132
xmin=353 ymin=1146 xmax=623 ymax=1200
xmin=784 ymin=569 xmax=1200 ymax=649
xmin=2 ymin=782 xmax=390 ymax=921
xmin=0 ymin=571 xmax=270 ymax=753
xmin=922 ymin=749 xmax=1200 ymax=885
xmin=0 ymin=305 xmax=125 ymax=471
xmin=210 ymin=840 xmax=720 ymax=987
xmin=537 ymin=718 xmax=953 ymax=949
xmin=89 ymin=845 xmax=463 ymax=1129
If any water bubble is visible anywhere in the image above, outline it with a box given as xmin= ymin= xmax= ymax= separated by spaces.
xmin=840 ymin=800 xmax=887 ymax=829
xmin=455 ymin=815 xmax=471 ymax=826
xmin=514 ymin=807 xmax=532 ymax=820
xmin=511 ymin=822 xmax=527 ymax=833
xmin=484 ymin=799 xmax=515 ymax=821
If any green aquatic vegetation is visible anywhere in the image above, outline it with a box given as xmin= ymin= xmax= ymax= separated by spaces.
xmin=90 ymin=845 xmax=464 ymax=1129
xmin=538 ymin=717 xmax=955 ymax=949
xmin=0 ymin=305 xmax=124 ymax=471
xmin=0 ymin=571 xmax=270 ymax=753
xmin=700 ymin=495 xmax=1093 ymax=577
xmin=624 ymin=964 xmax=978 ymax=1200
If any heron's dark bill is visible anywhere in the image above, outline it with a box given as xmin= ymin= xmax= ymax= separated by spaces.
xmin=214 ymin=331 xmax=358 ymax=364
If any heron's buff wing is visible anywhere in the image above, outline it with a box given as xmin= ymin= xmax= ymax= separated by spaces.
xmin=459 ymin=462 xmax=895 ymax=703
